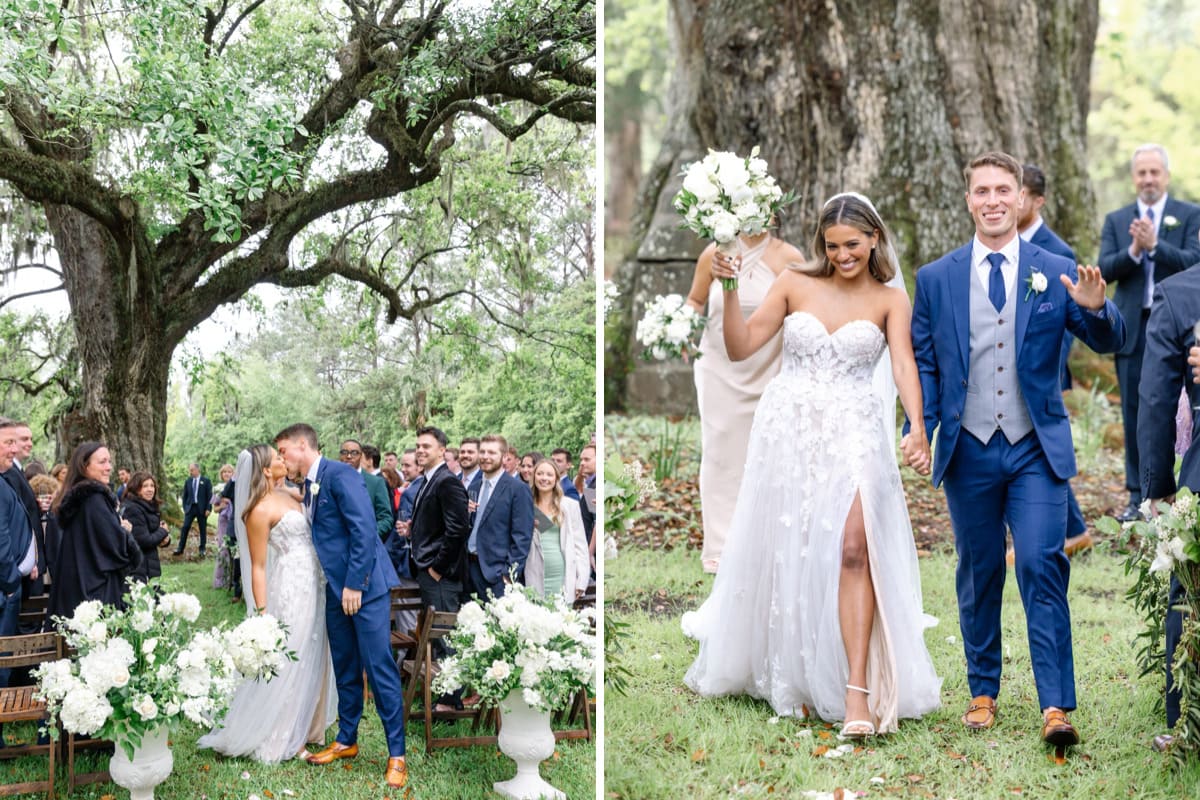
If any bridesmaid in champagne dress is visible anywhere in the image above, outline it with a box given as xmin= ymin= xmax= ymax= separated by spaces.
xmin=686 ymin=232 xmax=805 ymax=573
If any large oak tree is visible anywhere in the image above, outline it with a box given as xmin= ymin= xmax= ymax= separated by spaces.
xmin=0 ymin=0 xmax=594 ymax=475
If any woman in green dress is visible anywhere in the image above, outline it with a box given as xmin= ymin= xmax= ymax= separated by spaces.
xmin=523 ymin=460 xmax=590 ymax=602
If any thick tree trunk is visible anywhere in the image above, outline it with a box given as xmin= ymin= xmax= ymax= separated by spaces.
xmin=615 ymin=0 xmax=1099 ymax=413
xmin=45 ymin=204 xmax=170 ymax=482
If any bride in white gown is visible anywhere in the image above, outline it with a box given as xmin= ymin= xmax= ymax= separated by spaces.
xmin=683 ymin=193 xmax=941 ymax=736
xmin=198 ymin=445 xmax=336 ymax=762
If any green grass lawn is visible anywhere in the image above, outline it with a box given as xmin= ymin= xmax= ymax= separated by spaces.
xmin=0 ymin=557 xmax=595 ymax=799
xmin=604 ymin=544 xmax=1200 ymax=800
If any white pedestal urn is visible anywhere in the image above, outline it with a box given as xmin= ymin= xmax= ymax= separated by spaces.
xmin=493 ymin=690 xmax=566 ymax=800
xmin=109 ymin=727 xmax=174 ymax=800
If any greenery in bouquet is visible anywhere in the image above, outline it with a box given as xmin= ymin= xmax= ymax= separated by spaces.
xmin=1098 ymin=488 xmax=1200 ymax=762
xmin=432 ymin=584 xmax=596 ymax=714
xmin=35 ymin=579 xmax=295 ymax=758
xmin=672 ymin=146 xmax=796 ymax=290
xmin=603 ymin=455 xmax=657 ymax=541
xmin=635 ymin=293 xmax=705 ymax=362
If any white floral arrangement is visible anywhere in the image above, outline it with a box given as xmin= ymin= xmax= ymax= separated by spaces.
xmin=36 ymin=580 xmax=294 ymax=759
xmin=432 ymin=584 xmax=596 ymax=714
xmin=635 ymin=293 xmax=705 ymax=361
xmin=672 ymin=146 xmax=794 ymax=290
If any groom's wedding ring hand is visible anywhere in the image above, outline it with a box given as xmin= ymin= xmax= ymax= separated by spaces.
xmin=342 ymin=588 xmax=363 ymax=616
xmin=899 ymin=433 xmax=931 ymax=476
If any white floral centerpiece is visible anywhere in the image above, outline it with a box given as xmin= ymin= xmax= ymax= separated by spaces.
xmin=36 ymin=580 xmax=294 ymax=759
xmin=433 ymin=584 xmax=596 ymax=713
xmin=635 ymin=293 xmax=705 ymax=362
xmin=672 ymin=146 xmax=794 ymax=290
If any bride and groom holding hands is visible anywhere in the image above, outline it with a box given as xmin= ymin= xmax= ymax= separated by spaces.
xmin=686 ymin=151 xmax=1126 ymax=750
xmin=198 ymin=423 xmax=408 ymax=789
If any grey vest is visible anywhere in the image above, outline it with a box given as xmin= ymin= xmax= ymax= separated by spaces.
xmin=962 ymin=264 xmax=1034 ymax=445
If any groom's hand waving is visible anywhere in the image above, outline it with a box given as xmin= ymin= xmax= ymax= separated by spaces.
xmin=342 ymin=587 xmax=362 ymax=616
xmin=1060 ymin=264 xmax=1107 ymax=310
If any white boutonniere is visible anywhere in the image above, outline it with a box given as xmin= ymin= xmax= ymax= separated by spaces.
xmin=1024 ymin=269 xmax=1048 ymax=301
xmin=1164 ymin=214 xmax=1180 ymax=230
xmin=309 ymin=482 xmax=320 ymax=497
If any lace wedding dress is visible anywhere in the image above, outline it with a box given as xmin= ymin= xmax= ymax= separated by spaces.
xmin=683 ymin=311 xmax=941 ymax=732
xmin=198 ymin=509 xmax=336 ymax=762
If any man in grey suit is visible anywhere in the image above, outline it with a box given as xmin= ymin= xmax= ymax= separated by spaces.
xmin=1100 ymin=144 xmax=1200 ymax=522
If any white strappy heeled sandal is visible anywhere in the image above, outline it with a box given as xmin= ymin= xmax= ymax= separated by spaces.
xmin=840 ymin=683 xmax=876 ymax=739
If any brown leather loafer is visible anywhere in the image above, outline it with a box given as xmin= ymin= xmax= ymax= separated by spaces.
xmin=962 ymin=695 xmax=997 ymax=730
xmin=385 ymin=756 xmax=408 ymax=788
xmin=1041 ymin=709 xmax=1079 ymax=746
xmin=306 ymin=741 xmax=359 ymax=765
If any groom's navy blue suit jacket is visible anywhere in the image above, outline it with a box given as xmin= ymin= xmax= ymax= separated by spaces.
xmin=308 ymin=457 xmax=399 ymax=601
xmin=910 ymin=239 xmax=1126 ymax=486
xmin=471 ymin=472 xmax=534 ymax=586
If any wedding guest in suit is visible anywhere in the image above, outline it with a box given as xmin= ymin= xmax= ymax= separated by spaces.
xmin=1 ymin=421 xmax=44 ymax=605
xmin=519 ymin=451 xmax=544 ymax=489
xmin=383 ymin=451 xmax=399 ymax=472
xmin=174 ymin=462 xmax=213 ymax=556
xmin=906 ymin=152 xmax=1126 ymax=749
xmin=1137 ymin=268 xmax=1200 ymax=751
xmin=340 ymin=439 xmax=394 ymax=541
xmin=50 ymin=442 xmax=142 ymax=619
xmin=575 ymin=444 xmax=597 ymax=545
xmin=408 ymin=426 xmax=469 ymax=711
xmin=387 ymin=449 xmax=422 ymax=579
xmin=465 ymin=435 xmax=533 ymax=600
xmin=524 ymin=460 xmax=590 ymax=603
xmin=551 ymin=448 xmax=581 ymax=501
xmin=115 ymin=467 xmax=131 ymax=503
xmin=458 ymin=438 xmax=482 ymax=492
xmin=1099 ymin=144 xmax=1200 ymax=522
xmin=1016 ymin=164 xmax=1090 ymax=559
xmin=687 ymin=231 xmax=805 ymax=574
xmin=122 ymin=471 xmax=171 ymax=583
xmin=0 ymin=423 xmax=30 ymax=738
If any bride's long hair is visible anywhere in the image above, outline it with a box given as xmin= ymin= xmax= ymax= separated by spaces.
xmin=799 ymin=193 xmax=899 ymax=283
xmin=240 ymin=443 xmax=277 ymax=523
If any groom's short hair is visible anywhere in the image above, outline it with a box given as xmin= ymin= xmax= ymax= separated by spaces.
xmin=275 ymin=423 xmax=320 ymax=449
xmin=963 ymin=151 xmax=1021 ymax=189
xmin=480 ymin=434 xmax=508 ymax=452
xmin=416 ymin=425 xmax=448 ymax=447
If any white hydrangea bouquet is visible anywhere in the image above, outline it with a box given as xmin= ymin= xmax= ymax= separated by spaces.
xmin=432 ymin=584 xmax=596 ymax=713
xmin=672 ymin=146 xmax=793 ymax=290
xmin=1098 ymin=488 xmax=1200 ymax=758
xmin=635 ymin=293 xmax=704 ymax=361
xmin=35 ymin=580 xmax=294 ymax=759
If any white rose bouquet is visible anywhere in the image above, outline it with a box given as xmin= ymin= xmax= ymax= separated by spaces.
xmin=432 ymin=584 xmax=596 ymax=714
xmin=672 ymin=146 xmax=795 ymax=290
xmin=635 ymin=293 xmax=705 ymax=362
xmin=36 ymin=580 xmax=294 ymax=759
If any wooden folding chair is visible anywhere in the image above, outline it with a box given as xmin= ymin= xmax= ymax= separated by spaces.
xmin=389 ymin=582 xmax=423 ymax=664
xmin=400 ymin=608 xmax=497 ymax=754
xmin=17 ymin=594 xmax=48 ymax=633
xmin=0 ymin=632 xmax=60 ymax=798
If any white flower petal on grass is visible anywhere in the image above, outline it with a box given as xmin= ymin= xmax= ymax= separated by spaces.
xmin=767 ymin=716 xmax=780 ymax=725
xmin=649 ymin=653 xmax=663 ymax=661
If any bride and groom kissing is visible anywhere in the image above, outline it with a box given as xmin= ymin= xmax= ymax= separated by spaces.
xmin=198 ymin=423 xmax=408 ymax=790
xmin=687 ymin=151 xmax=1125 ymax=751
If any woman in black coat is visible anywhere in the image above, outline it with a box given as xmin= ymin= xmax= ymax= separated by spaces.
xmin=121 ymin=471 xmax=171 ymax=582
xmin=50 ymin=442 xmax=142 ymax=620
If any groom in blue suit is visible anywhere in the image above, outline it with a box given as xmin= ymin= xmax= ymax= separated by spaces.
xmin=904 ymin=152 xmax=1126 ymax=749
xmin=274 ymin=423 xmax=408 ymax=789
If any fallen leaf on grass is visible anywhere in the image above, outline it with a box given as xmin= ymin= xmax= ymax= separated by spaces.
xmin=100 ymin=795 xmax=115 ymax=800
xmin=906 ymin=773 xmax=924 ymax=783
xmin=944 ymin=749 xmax=966 ymax=760
xmin=663 ymin=732 xmax=674 ymax=745
xmin=812 ymin=745 xmax=830 ymax=757
xmin=759 ymin=759 xmax=767 ymax=769
xmin=264 ymin=791 xmax=274 ymax=799
xmin=342 ymin=762 xmax=353 ymax=770
xmin=691 ymin=748 xmax=706 ymax=762
xmin=816 ymin=730 xmax=832 ymax=740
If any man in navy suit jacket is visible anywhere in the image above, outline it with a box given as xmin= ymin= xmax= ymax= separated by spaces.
xmin=1138 ymin=269 xmax=1200 ymax=750
xmin=466 ymin=435 xmax=533 ymax=600
xmin=0 ymin=421 xmax=33 ymax=700
xmin=175 ymin=463 xmax=213 ymax=556
xmin=906 ymin=152 xmax=1125 ymax=750
xmin=1099 ymin=144 xmax=1200 ymax=522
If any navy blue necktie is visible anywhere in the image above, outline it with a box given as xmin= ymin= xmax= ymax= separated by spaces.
xmin=986 ymin=252 xmax=1006 ymax=312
